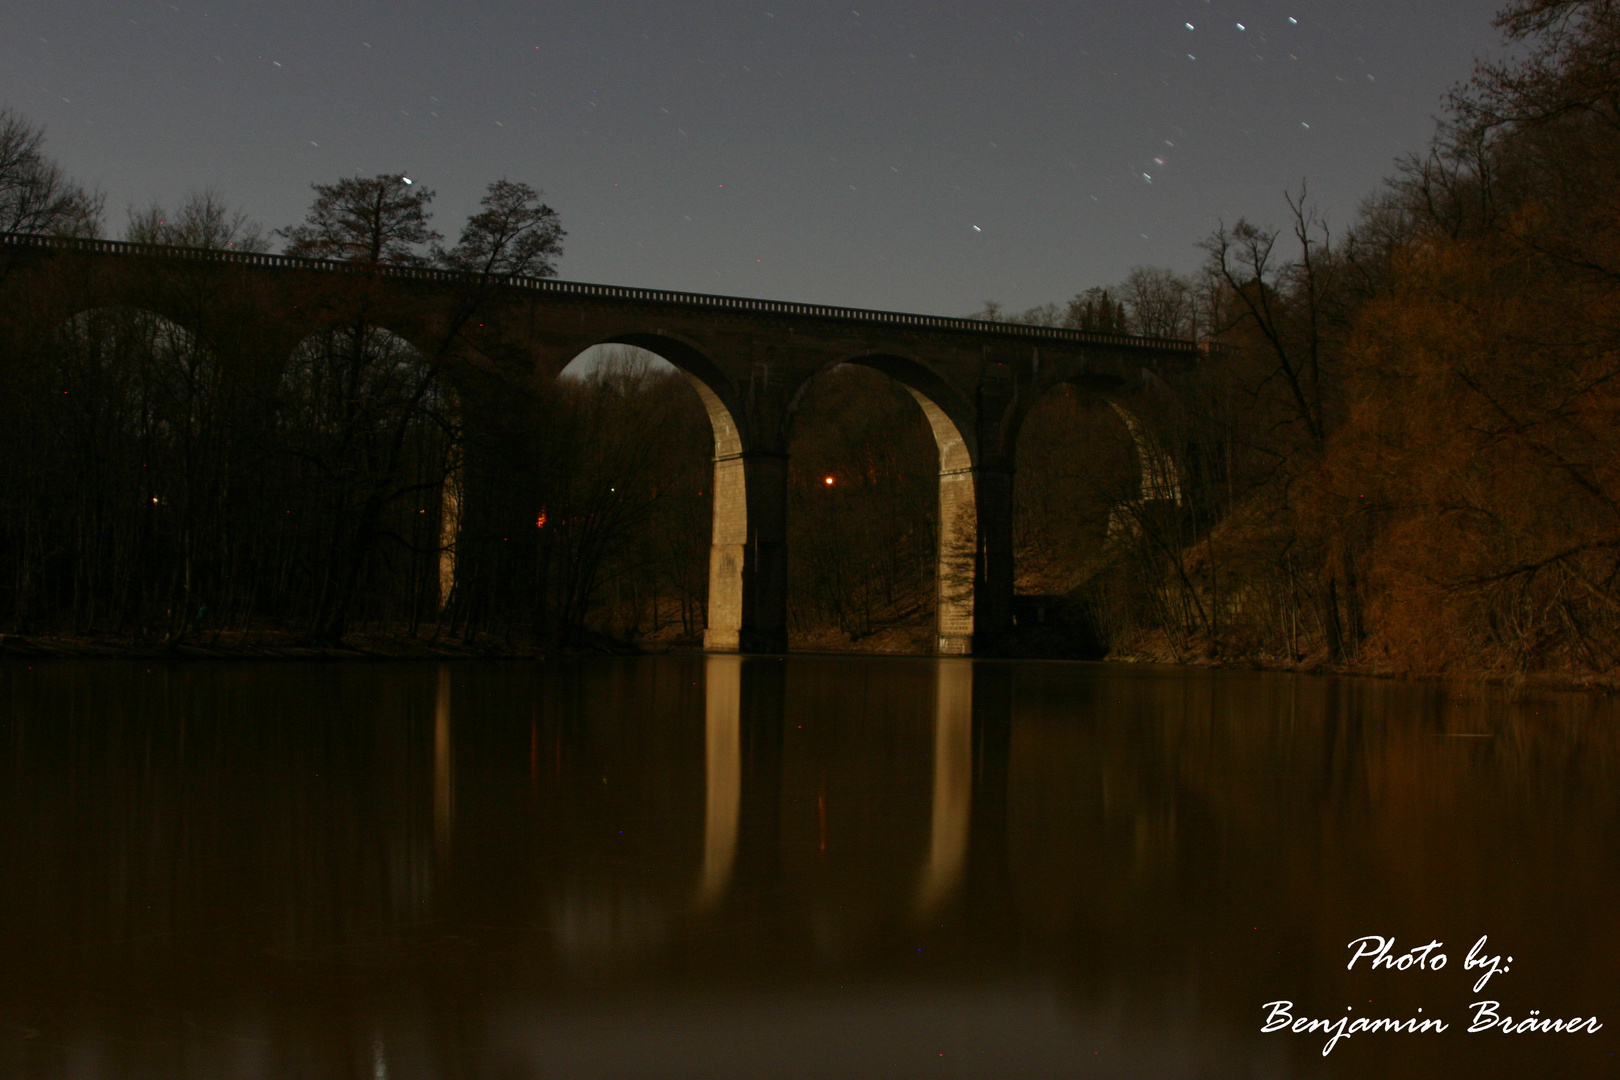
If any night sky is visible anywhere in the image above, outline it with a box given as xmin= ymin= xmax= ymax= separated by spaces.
xmin=2 ymin=0 xmax=1505 ymax=315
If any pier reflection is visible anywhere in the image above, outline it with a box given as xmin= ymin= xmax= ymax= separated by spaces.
xmin=967 ymin=661 xmax=1012 ymax=910
xmin=434 ymin=663 xmax=455 ymax=867
xmin=917 ymin=660 xmax=972 ymax=912
xmin=696 ymin=655 xmax=787 ymax=913
xmin=696 ymin=654 xmax=741 ymax=909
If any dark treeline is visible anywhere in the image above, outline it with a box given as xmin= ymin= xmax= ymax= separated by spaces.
xmin=5 ymin=0 xmax=1618 ymax=675
xmin=974 ymin=0 xmax=1620 ymax=679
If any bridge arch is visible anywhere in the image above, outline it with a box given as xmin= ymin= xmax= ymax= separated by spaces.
xmin=280 ymin=323 xmax=442 ymax=431
xmin=807 ymin=353 xmax=978 ymax=464
xmin=843 ymin=354 xmax=979 ymax=654
xmin=35 ymin=306 xmax=238 ymax=633
xmin=53 ymin=303 xmax=214 ymax=370
xmin=597 ymin=333 xmax=755 ymax=650
xmin=51 ymin=305 xmax=225 ymax=444
xmin=50 ymin=293 xmax=226 ymax=353
xmin=1013 ymin=381 xmax=1184 ymax=606
xmin=1105 ymin=400 xmax=1182 ymax=510
xmin=540 ymin=331 xmax=763 ymax=650
xmin=279 ymin=323 xmax=453 ymax=633
xmin=786 ymin=353 xmax=981 ymax=655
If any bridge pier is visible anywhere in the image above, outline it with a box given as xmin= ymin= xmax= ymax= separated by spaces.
xmin=971 ymin=466 xmax=1016 ymax=654
xmin=704 ymin=449 xmax=789 ymax=654
xmin=934 ymin=466 xmax=978 ymax=655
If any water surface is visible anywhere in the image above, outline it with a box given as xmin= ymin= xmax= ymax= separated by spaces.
xmin=1 ymin=656 xmax=1616 ymax=1078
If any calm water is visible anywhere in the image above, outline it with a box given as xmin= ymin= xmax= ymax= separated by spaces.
xmin=0 ymin=656 xmax=1617 ymax=1079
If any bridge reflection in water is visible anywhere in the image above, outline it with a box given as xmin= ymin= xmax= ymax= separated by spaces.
xmin=696 ymin=655 xmax=742 ymax=909
xmin=435 ymin=664 xmax=455 ymax=868
xmin=2 ymin=658 xmax=1618 ymax=1079
xmin=689 ymin=655 xmax=1008 ymax=919
xmin=916 ymin=660 xmax=973 ymax=913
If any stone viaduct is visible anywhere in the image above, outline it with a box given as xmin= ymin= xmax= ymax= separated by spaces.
xmin=0 ymin=234 xmax=1205 ymax=654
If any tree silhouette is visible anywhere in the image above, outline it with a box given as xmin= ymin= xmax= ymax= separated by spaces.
xmin=0 ymin=108 xmax=101 ymax=240
xmin=439 ymin=180 xmax=565 ymax=281
xmin=278 ymin=174 xmax=440 ymax=266
xmin=125 ymin=190 xmax=270 ymax=252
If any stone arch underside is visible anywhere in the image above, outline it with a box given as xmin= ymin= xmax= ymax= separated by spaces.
xmin=1106 ymin=400 xmax=1182 ymax=507
xmin=902 ymin=389 xmax=978 ymax=655
xmin=277 ymin=323 xmax=454 ymax=610
xmin=599 ymin=333 xmax=755 ymax=651
xmin=1024 ymin=381 xmax=1184 ymax=558
xmin=834 ymin=353 xmax=981 ymax=656
xmin=55 ymin=304 xmax=215 ymax=369
xmin=53 ymin=306 xmax=224 ymax=443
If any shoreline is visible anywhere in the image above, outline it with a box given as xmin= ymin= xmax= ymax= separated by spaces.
xmin=3 ymin=632 xmax=1616 ymax=698
xmin=1103 ymin=646 xmax=1620 ymax=698
xmin=0 ymin=632 xmax=636 ymax=663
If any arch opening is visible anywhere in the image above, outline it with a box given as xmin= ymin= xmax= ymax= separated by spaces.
xmin=485 ymin=336 xmax=734 ymax=649
xmin=1012 ymin=382 xmax=1184 ymax=656
xmin=279 ymin=324 xmax=451 ymax=637
xmin=56 ymin=306 xmax=220 ymax=439
xmin=785 ymin=355 xmax=978 ymax=654
xmin=558 ymin=343 xmax=676 ymax=382
xmin=848 ymin=354 xmax=979 ymax=655
xmin=12 ymin=306 xmax=225 ymax=635
xmin=592 ymin=334 xmax=759 ymax=651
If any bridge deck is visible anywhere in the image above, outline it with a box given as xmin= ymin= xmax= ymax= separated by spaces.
xmin=0 ymin=232 xmax=1202 ymax=356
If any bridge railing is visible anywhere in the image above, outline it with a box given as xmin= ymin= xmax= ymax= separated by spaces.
xmin=0 ymin=232 xmax=1208 ymax=355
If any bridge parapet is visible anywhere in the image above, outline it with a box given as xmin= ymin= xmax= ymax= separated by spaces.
xmin=0 ymin=232 xmax=1206 ymax=355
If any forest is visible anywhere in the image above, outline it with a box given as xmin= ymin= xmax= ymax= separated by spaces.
xmin=979 ymin=0 xmax=1620 ymax=683
xmin=2 ymin=0 xmax=1618 ymax=681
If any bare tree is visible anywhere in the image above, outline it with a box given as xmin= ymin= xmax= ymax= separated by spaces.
xmin=1119 ymin=266 xmax=1197 ymax=338
xmin=1199 ymin=198 xmax=1338 ymax=453
xmin=0 ymin=108 xmax=101 ymax=239
xmin=1460 ymin=0 xmax=1620 ymax=131
xmin=277 ymin=174 xmax=440 ymax=265
xmin=438 ymin=179 xmax=565 ymax=281
xmin=125 ymin=190 xmax=271 ymax=252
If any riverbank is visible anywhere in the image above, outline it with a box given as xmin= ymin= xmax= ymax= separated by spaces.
xmin=5 ymin=627 xmax=1616 ymax=699
xmin=0 ymin=629 xmax=649 ymax=662
xmin=1105 ymin=629 xmax=1620 ymax=696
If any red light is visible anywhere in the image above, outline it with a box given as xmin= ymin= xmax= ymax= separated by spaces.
xmin=823 ymin=476 xmax=834 ymax=486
